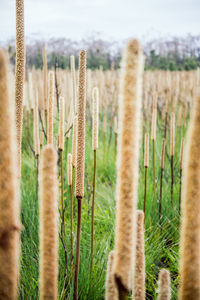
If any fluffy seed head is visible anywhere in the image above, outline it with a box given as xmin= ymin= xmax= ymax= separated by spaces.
xmin=92 ymin=87 xmax=99 ymax=151
xmin=133 ymin=210 xmax=145 ymax=300
xmin=43 ymin=44 xmax=48 ymax=111
xmin=47 ymin=71 xmax=55 ymax=145
xmin=68 ymin=153 xmax=72 ymax=186
xmin=39 ymin=145 xmax=58 ymax=300
xmin=34 ymin=90 xmax=40 ymax=156
xmin=113 ymin=39 xmax=144 ymax=291
xmin=58 ymin=96 xmax=65 ymax=151
xmin=75 ymin=50 xmax=87 ymax=199
xmin=70 ymin=55 xmax=77 ymax=115
xmin=179 ymin=90 xmax=200 ymax=300
xmin=158 ymin=269 xmax=171 ymax=300
xmin=15 ymin=0 xmax=25 ymax=176
xmin=144 ymin=133 xmax=149 ymax=167
xmin=105 ymin=251 xmax=118 ymax=300
xmin=0 ymin=50 xmax=21 ymax=299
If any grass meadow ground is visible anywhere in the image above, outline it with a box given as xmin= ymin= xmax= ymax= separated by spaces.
xmin=19 ymin=107 xmax=188 ymax=299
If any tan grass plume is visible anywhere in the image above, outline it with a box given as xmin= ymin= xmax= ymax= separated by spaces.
xmin=70 ymin=55 xmax=77 ymax=115
xmin=47 ymin=71 xmax=55 ymax=145
xmin=39 ymin=145 xmax=58 ymax=300
xmin=34 ymin=90 xmax=40 ymax=156
xmin=158 ymin=269 xmax=171 ymax=300
xmin=43 ymin=44 xmax=48 ymax=112
xmin=92 ymin=87 xmax=99 ymax=151
xmin=105 ymin=251 xmax=118 ymax=300
xmin=0 ymin=50 xmax=21 ymax=299
xmin=15 ymin=0 xmax=25 ymax=176
xmin=179 ymin=89 xmax=200 ymax=299
xmin=75 ymin=50 xmax=87 ymax=199
xmin=133 ymin=210 xmax=145 ymax=300
xmin=113 ymin=39 xmax=144 ymax=293
xmin=58 ymin=96 xmax=65 ymax=151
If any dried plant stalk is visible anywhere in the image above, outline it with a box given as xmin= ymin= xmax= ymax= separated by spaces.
xmin=34 ymin=90 xmax=40 ymax=156
xmin=15 ymin=0 xmax=25 ymax=176
xmin=161 ymin=138 xmax=166 ymax=170
xmin=170 ymin=112 xmax=175 ymax=156
xmin=158 ymin=269 xmax=171 ymax=300
xmin=70 ymin=55 xmax=77 ymax=115
xmin=144 ymin=133 xmax=149 ymax=167
xmin=179 ymin=90 xmax=200 ymax=299
xmin=113 ymin=39 xmax=144 ymax=296
xmin=47 ymin=71 xmax=55 ymax=145
xmin=74 ymin=50 xmax=87 ymax=300
xmin=0 ymin=50 xmax=21 ymax=300
xmin=43 ymin=44 xmax=48 ymax=112
xmin=39 ymin=145 xmax=58 ymax=300
xmin=92 ymin=87 xmax=99 ymax=151
xmin=58 ymin=97 xmax=65 ymax=151
xmin=105 ymin=251 xmax=118 ymax=300
xmin=75 ymin=50 xmax=87 ymax=199
xmin=133 ymin=210 xmax=145 ymax=300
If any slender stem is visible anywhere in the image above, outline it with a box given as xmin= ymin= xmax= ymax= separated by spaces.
xmin=73 ymin=198 xmax=82 ymax=300
xmin=60 ymin=149 xmax=65 ymax=234
xmin=159 ymin=168 xmax=164 ymax=224
xmin=153 ymin=139 xmax=156 ymax=199
xmin=171 ymin=155 xmax=174 ymax=203
xmin=70 ymin=184 xmax=74 ymax=266
xmin=114 ymin=132 xmax=117 ymax=159
xmin=36 ymin=154 xmax=39 ymax=200
xmin=179 ymin=169 xmax=182 ymax=214
xmin=164 ymin=110 xmax=168 ymax=139
xmin=143 ymin=166 xmax=148 ymax=223
xmin=90 ymin=150 xmax=97 ymax=274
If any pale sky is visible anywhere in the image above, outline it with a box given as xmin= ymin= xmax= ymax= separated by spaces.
xmin=0 ymin=0 xmax=200 ymax=43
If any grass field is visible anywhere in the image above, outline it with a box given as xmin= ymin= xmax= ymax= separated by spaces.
xmin=19 ymin=106 xmax=188 ymax=299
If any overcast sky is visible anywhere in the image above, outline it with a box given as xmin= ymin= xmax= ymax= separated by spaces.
xmin=0 ymin=0 xmax=200 ymax=43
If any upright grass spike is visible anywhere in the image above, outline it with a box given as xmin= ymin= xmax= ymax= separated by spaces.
xmin=113 ymin=39 xmax=144 ymax=299
xmin=158 ymin=269 xmax=171 ymax=300
xmin=47 ymin=71 xmax=55 ymax=145
xmin=0 ymin=50 xmax=21 ymax=300
xmin=143 ymin=133 xmax=149 ymax=222
xmin=72 ymin=116 xmax=77 ymax=212
xmin=15 ymin=0 xmax=25 ymax=177
xmin=34 ymin=90 xmax=40 ymax=199
xmin=159 ymin=138 xmax=166 ymax=223
xmin=151 ymin=93 xmax=157 ymax=199
xmin=70 ymin=55 xmax=77 ymax=115
xmin=179 ymin=138 xmax=184 ymax=214
xmin=39 ymin=145 xmax=58 ymax=300
xmin=114 ymin=116 xmax=118 ymax=158
xmin=170 ymin=112 xmax=175 ymax=203
xmin=133 ymin=211 xmax=145 ymax=300
xmin=58 ymin=96 xmax=65 ymax=234
xmin=74 ymin=50 xmax=87 ymax=300
xmin=90 ymin=87 xmax=99 ymax=275
xmin=179 ymin=89 xmax=200 ymax=299
xmin=67 ymin=153 xmax=74 ymax=267
xmin=43 ymin=44 xmax=48 ymax=126
xmin=105 ymin=251 xmax=118 ymax=300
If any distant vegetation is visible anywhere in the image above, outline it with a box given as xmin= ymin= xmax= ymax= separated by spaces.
xmin=4 ymin=33 xmax=200 ymax=71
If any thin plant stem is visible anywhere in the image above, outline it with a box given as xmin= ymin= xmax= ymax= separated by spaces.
xmin=73 ymin=198 xmax=82 ymax=300
xmin=60 ymin=149 xmax=65 ymax=234
xmin=70 ymin=184 xmax=74 ymax=268
xmin=164 ymin=110 xmax=168 ymax=139
xmin=36 ymin=154 xmax=39 ymax=200
xmin=114 ymin=132 xmax=117 ymax=159
xmin=90 ymin=149 xmax=97 ymax=274
xmin=143 ymin=166 xmax=148 ymax=223
xmin=171 ymin=155 xmax=174 ymax=203
xmin=159 ymin=168 xmax=164 ymax=223
xmin=153 ymin=139 xmax=156 ymax=199
xmin=179 ymin=169 xmax=182 ymax=214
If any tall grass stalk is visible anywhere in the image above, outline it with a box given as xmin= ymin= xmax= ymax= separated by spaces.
xmin=159 ymin=138 xmax=166 ymax=223
xmin=144 ymin=133 xmax=149 ymax=222
xmin=179 ymin=138 xmax=184 ymax=214
xmin=170 ymin=112 xmax=175 ymax=203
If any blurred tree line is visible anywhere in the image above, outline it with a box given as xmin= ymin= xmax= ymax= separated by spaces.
xmin=5 ymin=34 xmax=200 ymax=71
